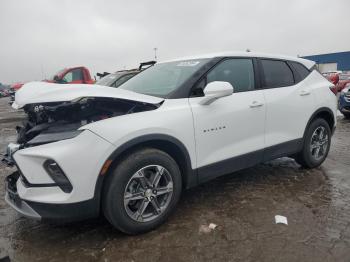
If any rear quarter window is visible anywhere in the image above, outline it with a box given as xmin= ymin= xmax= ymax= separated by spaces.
xmin=261 ymin=59 xmax=294 ymax=88
xmin=289 ymin=61 xmax=310 ymax=82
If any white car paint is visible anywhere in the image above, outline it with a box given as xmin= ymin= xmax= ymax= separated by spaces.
xmin=7 ymin=52 xmax=337 ymax=219
xmin=13 ymin=81 xmax=163 ymax=109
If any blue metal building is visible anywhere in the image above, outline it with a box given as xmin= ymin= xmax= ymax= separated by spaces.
xmin=302 ymin=51 xmax=350 ymax=72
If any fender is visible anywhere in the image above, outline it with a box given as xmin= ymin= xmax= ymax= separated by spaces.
xmin=303 ymin=107 xmax=335 ymax=141
xmin=92 ymin=134 xmax=197 ymax=210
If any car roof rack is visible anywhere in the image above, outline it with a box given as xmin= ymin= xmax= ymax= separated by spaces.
xmin=139 ymin=61 xmax=156 ymax=70
xmin=96 ymin=72 xmax=111 ymax=78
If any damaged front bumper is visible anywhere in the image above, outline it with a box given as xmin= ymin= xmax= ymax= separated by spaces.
xmin=2 ymin=142 xmax=20 ymax=166
xmin=5 ymin=172 xmax=41 ymax=219
xmin=5 ymin=171 xmax=102 ymax=222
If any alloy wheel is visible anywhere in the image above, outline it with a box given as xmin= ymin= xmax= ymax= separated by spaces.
xmin=123 ymin=165 xmax=173 ymax=222
xmin=310 ymin=126 xmax=329 ymax=161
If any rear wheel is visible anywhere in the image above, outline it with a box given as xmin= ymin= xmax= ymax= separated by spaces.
xmin=103 ymin=148 xmax=182 ymax=234
xmin=294 ymin=118 xmax=331 ymax=168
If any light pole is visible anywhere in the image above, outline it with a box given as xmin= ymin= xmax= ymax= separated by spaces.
xmin=154 ymin=48 xmax=158 ymax=61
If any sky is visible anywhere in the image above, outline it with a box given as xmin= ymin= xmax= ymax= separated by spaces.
xmin=0 ymin=0 xmax=349 ymax=84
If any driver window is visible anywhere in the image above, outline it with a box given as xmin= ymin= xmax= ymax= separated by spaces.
xmin=207 ymin=59 xmax=255 ymax=93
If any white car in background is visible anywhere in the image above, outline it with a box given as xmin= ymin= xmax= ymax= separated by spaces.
xmin=4 ymin=52 xmax=337 ymax=234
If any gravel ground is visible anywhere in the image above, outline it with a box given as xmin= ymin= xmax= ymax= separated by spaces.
xmin=0 ymin=96 xmax=349 ymax=262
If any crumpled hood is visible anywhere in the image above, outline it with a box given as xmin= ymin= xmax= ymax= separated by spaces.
xmin=13 ymin=81 xmax=164 ymax=109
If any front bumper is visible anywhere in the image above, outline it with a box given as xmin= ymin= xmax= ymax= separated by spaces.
xmin=5 ymin=172 xmax=41 ymax=219
xmin=339 ymin=94 xmax=350 ymax=113
xmin=10 ymin=130 xmax=115 ymax=204
xmin=5 ymin=171 xmax=100 ymax=222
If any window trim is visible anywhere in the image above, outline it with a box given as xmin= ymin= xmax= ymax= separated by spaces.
xmin=189 ymin=56 xmax=259 ymax=97
xmin=287 ymin=61 xmax=311 ymax=84
xmin=258 ymin=58 xmax=296 ymax=89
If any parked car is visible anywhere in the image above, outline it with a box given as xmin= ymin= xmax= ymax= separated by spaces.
xmin=8 ymin=66 xmax=96 ymax=105
xmin=336 ymin=73 xmax=350 ymax=92
xmin=47 ymin=66 xmax=95 ymax=84
xmin=3 ymin=52 xmax=337 ymax=234
xmin=328 ymin=73 xmax=340 ymax=94
xmin=339 ymin=83 xmax=350 ymax=118
xmin=95 ymin=61 xmax=156 ymax=88
xmin=0 ymin=88 xmax=10 ymax=97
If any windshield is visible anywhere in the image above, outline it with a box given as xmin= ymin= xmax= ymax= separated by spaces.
xmin=96 ymin=72 xmax=125 ymax=86
xmin=119 ymin=59 xmax=209 ymax=97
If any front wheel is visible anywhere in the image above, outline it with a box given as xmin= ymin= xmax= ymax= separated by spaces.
xmin=294 ymin=118 xmax=331 ymax=168
xmin=103 ymin=148 xmax=182 ymax=234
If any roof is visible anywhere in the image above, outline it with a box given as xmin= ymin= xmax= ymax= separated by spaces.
xmin=162 ymin=51 xmax=315 ymax=69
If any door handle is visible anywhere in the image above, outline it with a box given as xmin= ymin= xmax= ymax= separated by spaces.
xmin=300 ymin=90 xmax=311 ymax=96
xmin=249 ymin=101 xmax=264 ymax=108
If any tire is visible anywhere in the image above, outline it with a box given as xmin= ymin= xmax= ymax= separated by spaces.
xmin=102 ymin=148 xmax=182 ymax=235
xmin=294 ymin=118 xmax=331 ymax=168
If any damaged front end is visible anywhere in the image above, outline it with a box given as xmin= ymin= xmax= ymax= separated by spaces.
xmin=2 ymin=97 xmax=160 ymax=166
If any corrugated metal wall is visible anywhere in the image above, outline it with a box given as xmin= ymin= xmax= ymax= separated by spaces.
xmin=302 ymin=51 xmax=350 ymax=71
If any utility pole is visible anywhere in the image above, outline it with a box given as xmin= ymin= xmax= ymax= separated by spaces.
xmin=154 ymin=48 xmax=158 ymax=61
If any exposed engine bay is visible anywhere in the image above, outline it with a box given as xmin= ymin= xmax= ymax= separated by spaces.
xmin=16 ymin=97 xmax=160 ymax=148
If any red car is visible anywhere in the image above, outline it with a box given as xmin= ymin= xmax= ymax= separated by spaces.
xmin=48 ymin=66 xmax=94 ymax=84
xmin=11 ymin=66 xmax=95 ymax=91
xmin=336 ymin=73 xmax=350 ymax=92
xmin=326 ymin=73 xmax=339 ymax=94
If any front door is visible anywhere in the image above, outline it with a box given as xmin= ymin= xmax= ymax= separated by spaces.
xmin=189 ymin=58 xmax=266 ymax=182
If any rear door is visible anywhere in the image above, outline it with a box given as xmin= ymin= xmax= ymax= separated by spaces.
xmin=259 ymin=59 xmax=315 ymax=159
xmin=189 ymin=58 xmax=266 ymax=181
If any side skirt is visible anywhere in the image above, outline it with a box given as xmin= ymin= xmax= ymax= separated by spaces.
xmin=196 ymin=138 xmax=303 ymax=184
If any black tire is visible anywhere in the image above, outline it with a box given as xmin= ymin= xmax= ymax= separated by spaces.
xmin=102 ymin=148 xmax=182 ymax=235
xmin=294 ymin=118 xmax=331 ymax=168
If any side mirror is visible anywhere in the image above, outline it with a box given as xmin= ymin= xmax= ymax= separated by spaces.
xmin=200 ymin=81 xmax=234 ymax=105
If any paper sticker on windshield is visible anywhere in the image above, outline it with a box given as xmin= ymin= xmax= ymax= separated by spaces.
xmin=177 ymin=61 xmax=200 ymax=67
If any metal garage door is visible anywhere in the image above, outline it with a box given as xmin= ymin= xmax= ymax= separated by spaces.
xmin=318 ymin=63 xmax=337 ymax=73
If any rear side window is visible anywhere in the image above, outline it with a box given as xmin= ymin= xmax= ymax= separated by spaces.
xmin=206 ymin=59 xmax=255 ymax=92
xmin=289 ymin=61 xmax=310 ymax=82
xmin=261 ymin=59 xmax=294 ymax=88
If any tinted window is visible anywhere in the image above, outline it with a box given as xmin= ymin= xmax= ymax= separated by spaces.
xmin=113 ymin=74 xmax=136 ymax=88
xmin=206 ymin=59 xmax=255 ymax=92
xmin=290 ymin=61 xmax=310 ymax=81
xmin=261 ymin=60 xmax=294 ymax=88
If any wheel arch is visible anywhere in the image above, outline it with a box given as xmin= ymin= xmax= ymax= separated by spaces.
xmin=303 ymin=107 xmax=335 ymax=140
xmin=93 ymin=134 xmax=197 ymax=211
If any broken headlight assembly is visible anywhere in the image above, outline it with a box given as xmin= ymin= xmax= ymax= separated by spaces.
xmin=16 ymin=96 xmax=159 ymax=149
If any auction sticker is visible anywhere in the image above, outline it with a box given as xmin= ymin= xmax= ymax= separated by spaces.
xmin=177 ymin=61 xmax=200 ymax=67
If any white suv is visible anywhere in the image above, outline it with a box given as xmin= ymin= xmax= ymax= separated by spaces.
xmin=4 ymin=52 xmax=337 ymax=234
